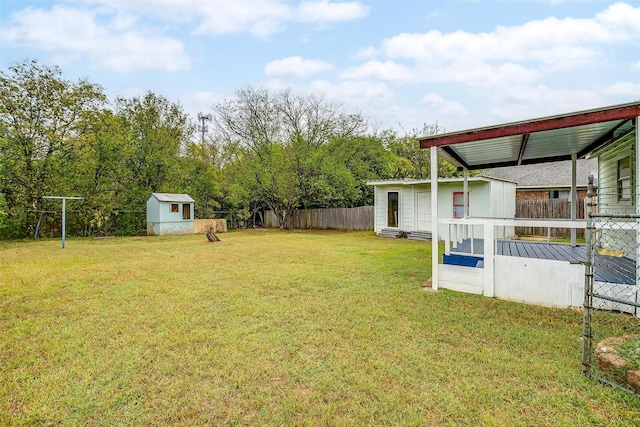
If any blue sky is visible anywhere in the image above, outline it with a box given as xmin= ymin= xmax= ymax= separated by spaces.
xmin=1 ymin=0 xmax=639 ymax=134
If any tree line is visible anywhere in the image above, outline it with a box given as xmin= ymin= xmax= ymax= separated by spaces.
xmin=0 ymin=59 xmax=457 ymax=238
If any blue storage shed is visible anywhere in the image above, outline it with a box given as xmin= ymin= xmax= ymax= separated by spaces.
xmin=146 ymin=193 xmax=195 ymax=236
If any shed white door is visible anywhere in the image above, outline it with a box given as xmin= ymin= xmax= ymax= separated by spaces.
xmin=417 ymin=191 xmax=431 ymax=231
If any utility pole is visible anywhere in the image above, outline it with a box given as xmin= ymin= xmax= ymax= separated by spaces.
xmin=197 ymin=112 xmax=212 ymax=146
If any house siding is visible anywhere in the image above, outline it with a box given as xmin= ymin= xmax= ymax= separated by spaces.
xmin=489 ymin=181 xmax=516 ymax=237
xmin=370 ymin=180 xmax=516 ymax=237
xmin=598 ymin=131 xmax=636 ymax=215
xmin=597 ymin=130 xmax=637 ymax=259
xmin=401 ymin=187 xmax=413 ymax=230
xmin=373 ymin=186 xmax=383 ymax=232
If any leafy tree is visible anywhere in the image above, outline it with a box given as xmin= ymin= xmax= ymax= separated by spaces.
xmin=0 ymin=59 xmax=106 ymax=237
xmin=319 ymin=134 xmax=396 ymax=207
xmin=0 ymin=193 xmax=6 ymax=233
xmin=384 ymin=123 xmax=457 ymax=179
xmin=179 ymin=139 xmax=223 ymax=219
xmin=65 ymin=109 xmax=135 ymax=235
xmin=115 ymin=91 xmax=195 ymax=209
xmin=213 ymin=87 xmax=367 ymax=228
xmin=0 ymin=136 xmax=7 ymax=232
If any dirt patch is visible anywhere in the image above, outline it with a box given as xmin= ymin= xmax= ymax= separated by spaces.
xmin=421 ymin=278 xmax=438 ymax=292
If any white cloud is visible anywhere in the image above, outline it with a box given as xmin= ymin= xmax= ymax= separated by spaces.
xmin=70 ymin=0 xmax=368 ymax=38
xmin=436 ymin=62 xmax=541 ymax=88
xmin=339 ymin=60 xmax=413 ymax=81
xmin=309 ymin=79 xmax=393 ymax=105
xmin=265 ymin=56 xmax=333 ymax=77
xmin=601 ymin=81 xmax=640 ymax=97
xmin=488 ymin=85 xmax=602 ymax=123
xmin=193 ymin=0 xmax=293 ymax=38
xmin=353 ymin=46 xmax=378 ymax=60
xmin=631 ymin=61 xmax=640 ymax=71
xmin=1 ymin=5 xmax=190 ymax=72
xmin=380 ymin=19 xmax=607 ymax=69
xmin=421 ymin=93 xmax=468 ymax=116
xmin=343 ymin=2 xmax=640 ymax=94
xmin=340 ymin=58 xmax=539 ymax=88
xmin=595 ymin=2 xmax=640 ymax=35
xmin=297 ymin=0 xmax=369 ymax=23
xmin=179 ymin=90 xmax=227 ymax=124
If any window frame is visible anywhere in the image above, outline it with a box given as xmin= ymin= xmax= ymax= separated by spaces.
xmin=617 ymin=155 xmax=632 ymax=203
xmin=452 ymin=191 xmax=469 ymax=219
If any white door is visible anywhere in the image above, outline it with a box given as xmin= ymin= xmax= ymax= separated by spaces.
xmin=417 ymin=191 xmax=431 ymax=231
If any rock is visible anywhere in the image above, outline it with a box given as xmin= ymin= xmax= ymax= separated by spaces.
xmin=594 ymin=335 xmax=639 ymax=386
xmin=596 ymin=351 xmax=627 ymax=371
xmin=627 ymin=370 xmax=640 ymax=392
xmin=595 ymin=336 xmax=628 ymax=375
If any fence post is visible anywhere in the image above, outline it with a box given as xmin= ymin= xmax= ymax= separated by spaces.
xmin=581 ymin=175 xmax=594 ymax=375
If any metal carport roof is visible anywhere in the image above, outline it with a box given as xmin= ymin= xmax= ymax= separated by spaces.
xmin=418 ymin=101 xmax=640 ymax=170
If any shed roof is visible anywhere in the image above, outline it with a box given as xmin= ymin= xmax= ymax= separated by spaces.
xmin=482 ymin=158 xmax=598 ymax=189
xmin=150 ymin=193 xmax=194 ymax=203
xmin=418 ymin=101 xmax=640 ymax=170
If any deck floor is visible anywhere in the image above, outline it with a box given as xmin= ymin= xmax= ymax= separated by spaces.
xmin=451 ymin=239 xmax=636 ymax=285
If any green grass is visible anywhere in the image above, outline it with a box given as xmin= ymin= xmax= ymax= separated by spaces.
xmin=620 ymin=337 xmax=640 ymax=371
xmin=1 ymin=230 xmax=639 ymax=426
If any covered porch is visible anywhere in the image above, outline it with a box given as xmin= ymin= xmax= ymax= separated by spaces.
xmin=418 ymin=101 xmax=640 ymax=308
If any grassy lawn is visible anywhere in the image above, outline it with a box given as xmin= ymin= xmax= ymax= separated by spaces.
xmin=1 ymin=230 xmax=639 ymax=426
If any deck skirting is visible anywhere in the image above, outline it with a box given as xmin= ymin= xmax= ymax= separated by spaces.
xmin=439 ymin=264 xmax=484 ymax=295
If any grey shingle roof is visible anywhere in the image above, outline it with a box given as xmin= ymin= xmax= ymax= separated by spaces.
xmin=481 ymin=158 xmax=597 ymax=188
xmin=151 ymin=193 xmax=195 ymax=202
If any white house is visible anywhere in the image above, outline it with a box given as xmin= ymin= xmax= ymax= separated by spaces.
xmin=146 ymin=193 xmax=195 ymax=236
xmin=418 ymin=101 xmax=640 ymax=309
xmin=367 ymin=177 xmax=516 ymax=239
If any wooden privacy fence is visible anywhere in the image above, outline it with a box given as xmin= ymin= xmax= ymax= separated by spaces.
xmin=515 ymin=199 xmax=585 ymax=238
xmin=264 ymin=206 xmax=374 ymax=231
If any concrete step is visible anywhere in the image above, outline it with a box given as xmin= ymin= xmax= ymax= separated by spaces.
xmin=407 ymin=231 xmax=432 ymax=241
xmin=377 ymin=228 xmax=403 ymax=238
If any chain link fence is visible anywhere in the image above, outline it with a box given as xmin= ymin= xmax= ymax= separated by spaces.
xmin=582 ymin=210 xmax=640 ymax=396
xmin=28 ymin=208 xmax=248 ymax=239
xmin=29 ymin=209 xmax=147 ymax=238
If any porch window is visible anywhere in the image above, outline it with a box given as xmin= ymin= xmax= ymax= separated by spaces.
xmin=182 ymin=204 xmax=191 ymax=220
xmin=618 ymin=157 xmax=631 ymax=202
xmin=387 ymin=191 xmax=399 ymax=228
xmin=453 ymin=192 xmax=469 ymax=219
xmin=171 ymin=203 xmax=179 ymax=213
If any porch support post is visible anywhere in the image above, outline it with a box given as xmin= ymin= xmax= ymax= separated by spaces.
xmin=571 ymin=153 xmax=577 ymax=246
xmin=463 ymin=168 xmax=469 ymax=239
xmin=61 ymin=198 xmax=66 ymax=249
xmin=483 ymin=219 xmax=495 ymax=298
xmin=431 ymin=147 xmax=439 ymax=291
